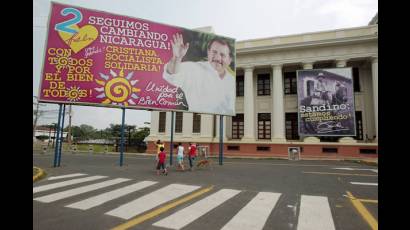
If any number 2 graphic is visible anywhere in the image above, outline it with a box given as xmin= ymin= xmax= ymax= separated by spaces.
xmin=55 ymin=8 xmax=83 ymax=34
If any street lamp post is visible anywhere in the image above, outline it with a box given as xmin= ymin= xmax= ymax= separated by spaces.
xmin=52 ymin=123 xmax=57 ymax=148
xmin=33 ymin=96 xmax=45 ymax=139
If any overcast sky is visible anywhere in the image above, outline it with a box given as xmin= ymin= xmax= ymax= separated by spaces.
xmin=33 ymin=0 xmax=377 ymax=130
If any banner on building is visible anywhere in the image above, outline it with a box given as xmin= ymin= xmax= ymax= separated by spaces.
xmin=39 ymin=3 xmax=236 ymax=116
xmin=297 ymin=68 xmax=356 ymax=136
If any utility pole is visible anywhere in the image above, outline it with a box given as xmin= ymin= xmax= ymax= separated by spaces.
xmin=48 ymin=125 xmax=52 ymax=147
xmin=52 ymin=123 xmax=56 ymax=148
xmin=33 ymin=96 xmax=44 ymax=138
xmin=67 ymin=105 xmax=72 ymax=145
xmin=33 ymin=101 xmax=40 ymax=138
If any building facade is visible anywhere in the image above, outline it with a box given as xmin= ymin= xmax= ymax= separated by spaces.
xmin=146 ymin=24 xmax=378 ymax=159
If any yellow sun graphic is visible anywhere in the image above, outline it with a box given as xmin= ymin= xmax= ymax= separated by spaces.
xmin=67 ymin=86 xmax=82 ymax=102
xmin=94 ymin=69 xmax=141 ymax=107
xmin=54 ymin=53 xmax=71 ymax=73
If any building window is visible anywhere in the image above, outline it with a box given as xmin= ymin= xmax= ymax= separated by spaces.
xmin=175 ymin=112 xmax=183 ymax=133
xmin=257 ymin=74 xmax=270 ymax=96
xmin=360 ymin=149 xmax=377 ymax=154
xmin=284 ymin=72 xmax=297 ymax=94
xmin=285 ymin=113 xmax=299 ymax=140
xmin=232 ymin=114 xmax=244 ymax=139
xmin=236 ymin=75 xmax=244 ymax=96
xmin=193 ymin=113 xmax=201 ymax=133
xmin=257 ymin=146 xmax=270 ymax=151
xmin=323 ymin=147 xmax=338 ymax=153
xmin=158 ymin=112 xmax=166 ymax=133
xmin=353 ymin=67 xmax=361 ymax=92
xmin=355 ymin=111 xmax=363 ymax=140
xmin=227 ymin=145 xmax=240 ymax=151
xmin=258 ymin=113 xmax=271 ymax=139
xmin=320 ymin=136 xmax=338 ymax=142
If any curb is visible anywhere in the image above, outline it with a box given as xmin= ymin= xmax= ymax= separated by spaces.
xmin=33 ymin=151 xmax=378 ymax=166
xmin=33 ymin=167 xmax=46 ymax=182
xmin=343 ymin=159 xmax=378 ymax=166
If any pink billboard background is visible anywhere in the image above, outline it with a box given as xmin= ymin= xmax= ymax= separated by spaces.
xmin=39 ymin=2 xmax=195 ymax=112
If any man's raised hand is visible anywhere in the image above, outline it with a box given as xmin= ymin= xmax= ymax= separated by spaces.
xmin=171 ymin=33 xmax=189 ymax=60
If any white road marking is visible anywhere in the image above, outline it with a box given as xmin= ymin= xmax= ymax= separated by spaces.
xmin=350 ymin=182 xmax=378 ymax=186
xmin=105 ymin=184 xmax=200 ymax=220
xmin=221 ymin=192 xmax=281 ymax=230
xmin=66 ymin=181 xmax=158 ymax=210
xmin=47 ymin=173 xmax=88 ymax=180
xmin=34 ymin=178 xmax=131 ymax=203
xmin=153 ymin=189 xmax=241 ymax=230
xmin=297 ymin=195 xmax=335 ymax=230
xmin=333 ymin=167 xmax=378 ymax=173
xmin=33 ymin=176 xmax=108 ymax=193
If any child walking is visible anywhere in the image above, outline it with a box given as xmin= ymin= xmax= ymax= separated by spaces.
xmin=188 ymin=143 xmax=197 ymax=171
xmin=156 ymin=147 xmax=168 ymax=176
xmin=176 ymin=143 xmax=185 ymax=171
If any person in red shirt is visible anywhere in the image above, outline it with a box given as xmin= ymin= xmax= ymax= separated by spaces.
xmin=156 ymin=147 xmax=168 ymax=175
xmin=188 ymin=143 xmax=197 ymax=171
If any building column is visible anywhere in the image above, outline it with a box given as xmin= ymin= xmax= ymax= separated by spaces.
xmin=335 ymin=59 xmax=356 ymax=143
xmin=149 ymin=111 xmax=159 ymax=138
xmin=183 ymin=112 xmax=193 ymax=138
xmin=200 ymin=114 xmax=213 ymax=139
xmin=371 ymin=57 xmax=378 ymax=141
xmin=165 ymin=111 xmax=173 ymax=138
xmin=243 ymin=66 xmax=255 ymax=141
xmin=302 ymin=62 xmax=321 ymax=143
xmin=303 ymin=62 xmax=313 ymax=70
xmin=271 ymin=64 xmax=286 ymax=142
xmin=336 ymin=59 xmax=347 ymax=68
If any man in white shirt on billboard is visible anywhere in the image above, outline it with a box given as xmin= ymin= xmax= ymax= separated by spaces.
xmin=314 ymin=73 xmax=331 ymax=105
xmin=162 ymin=33 xmax=235 ymax=115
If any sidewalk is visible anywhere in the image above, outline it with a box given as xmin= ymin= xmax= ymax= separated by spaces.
xmin=34 ymin=150 xmax=378 ymax=166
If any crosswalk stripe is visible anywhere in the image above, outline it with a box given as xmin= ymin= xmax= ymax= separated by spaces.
xmin=33 ymin=176 xmax=108 ymax=193
xmin=297 ymin=195 xmax=335 ymax=230
xmin=221 ymin=192 xmax=281 ymax=230
xmin=153 ymin=189 xmax=241 ymax=230
xmin=106 ymin=184 xmax=200 ymax=220
xmin=47 ymin=173 xmax=88 ymax=180
xmin=66 ymin=181 xmax=158 ymax=210
xmin=34 ymin=178 xmax=130 ymax=203
xmin=350 ymin=182 xmax=378 ymax=186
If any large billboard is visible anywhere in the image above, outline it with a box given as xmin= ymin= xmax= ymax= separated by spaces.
xmin=39 ymin=3 xmax=236 ymax=116
xmin=297 ymin=68 xmax=356 ymax=136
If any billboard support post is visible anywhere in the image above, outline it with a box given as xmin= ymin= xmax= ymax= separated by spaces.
xmin=57 ymin=104 xmax=66 ymax=166
xmin=219 ymin=115 xmax=223 ymax=165
xmin=170 ymin=111 xmax=174 ymax=166
xmin=53 ymin=104 xmax=63 ymax=167
xmin=119 ymin=108 xmax=125 ymax=167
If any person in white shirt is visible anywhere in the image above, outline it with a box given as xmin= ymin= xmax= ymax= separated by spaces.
xmin=314 ymin=74 xmax=331 ymax=105
xmin=176 ymin=142 xmax=185 ymax=171
xmin=163 ymin=34 xmax=235 ymax=115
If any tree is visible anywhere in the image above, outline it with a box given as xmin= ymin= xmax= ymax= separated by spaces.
xmin=105 ymin=124 xmax=136 ymax=139
xmin=70 ymin=124 xmax=98 ymax=141
xmin=132 ymin=127 xmax=150 ymax=143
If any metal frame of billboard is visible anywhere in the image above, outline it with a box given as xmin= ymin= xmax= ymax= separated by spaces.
xmin=37 ymin=2 xmax=236 ymax=116
xmin=296 ymin=67 xmax=357 ymax=137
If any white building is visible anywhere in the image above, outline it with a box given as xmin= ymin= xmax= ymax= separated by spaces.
xmin=146 ymin=18 xmax=378 ymax=159
xmin=34 ymin=126 xmax=68 ymax=141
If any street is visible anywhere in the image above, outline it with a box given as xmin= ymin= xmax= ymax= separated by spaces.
xmin=33 ymin=152 xmax=378 ymax=230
